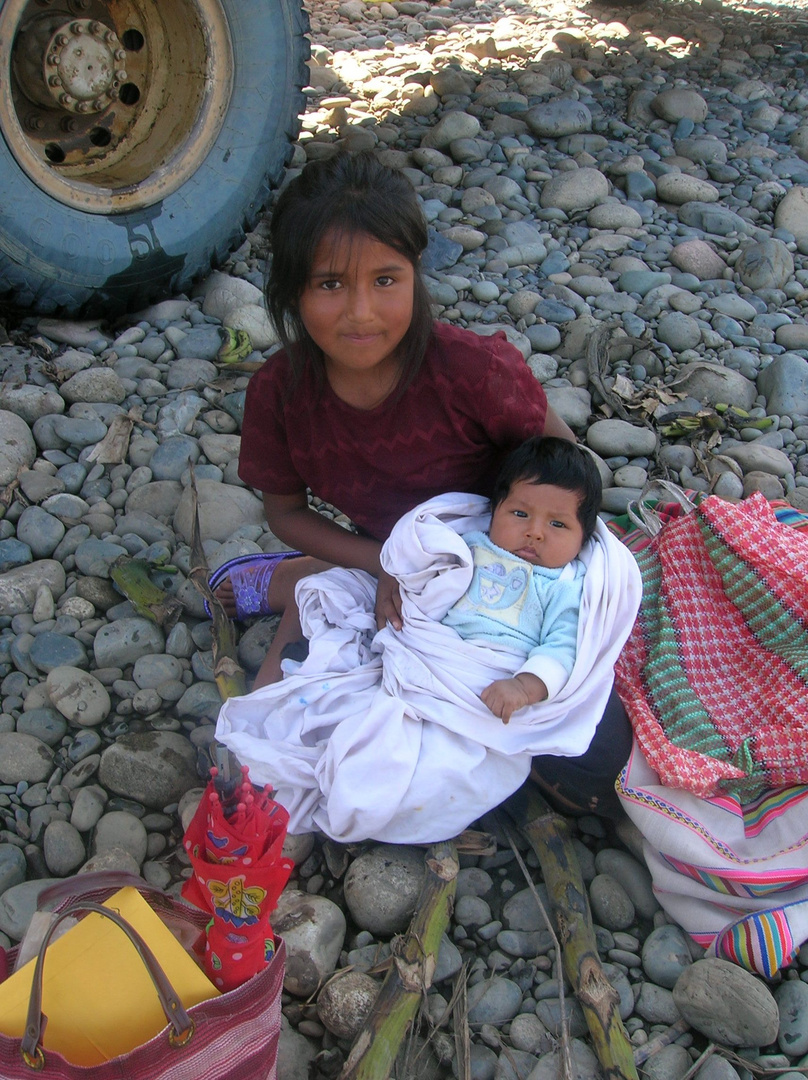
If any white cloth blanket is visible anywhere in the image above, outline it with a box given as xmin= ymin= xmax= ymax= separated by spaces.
xmin=216 ymin=493 xmax=642 ymax=843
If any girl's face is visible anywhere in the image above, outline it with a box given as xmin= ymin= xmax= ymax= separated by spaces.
xmin=298 ymin=229 xmax=415 ymax=396
xmin=489 ymin=480 xmax=585 ymax=569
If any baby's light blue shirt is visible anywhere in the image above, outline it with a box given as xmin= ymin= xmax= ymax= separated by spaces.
xmin=442 ymin=530 xmax=586 ymax=698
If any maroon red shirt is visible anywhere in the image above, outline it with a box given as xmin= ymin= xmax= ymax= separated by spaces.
xmin=238 ymin=322 xmax=549 ymax=541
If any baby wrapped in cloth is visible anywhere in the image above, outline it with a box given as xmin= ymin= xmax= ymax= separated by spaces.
xmin=216 ymin=493 xmax=642 ymax=843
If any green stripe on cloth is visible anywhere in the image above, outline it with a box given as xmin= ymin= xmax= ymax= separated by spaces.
xmin=615 ymin=493 xmax=808 ymax=801
xmin=699 ymin=515 xmax=808 ymax=684
xmin=633 ymin=545 xmax=733 ymax=765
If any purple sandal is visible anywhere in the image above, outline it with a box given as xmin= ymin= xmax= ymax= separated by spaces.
xmin=205 ymin=551 xmax=303 ymax=620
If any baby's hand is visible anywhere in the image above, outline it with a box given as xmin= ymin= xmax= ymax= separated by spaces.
xmin=481 ymin=674 xmax=547 ymax=724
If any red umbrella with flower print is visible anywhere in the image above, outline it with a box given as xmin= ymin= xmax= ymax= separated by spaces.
xmin=182 ymin=761 xmax=294 ymax=992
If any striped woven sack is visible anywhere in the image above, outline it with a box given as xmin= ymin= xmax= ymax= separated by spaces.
xmin=614 ymin=491 xmax=808 ymax=802
xmin=618 ymin=739 xmax=808 ymax=978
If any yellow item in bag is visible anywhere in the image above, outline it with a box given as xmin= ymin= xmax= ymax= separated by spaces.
xmin=0 ymin=887 xmax=220 ymax=1065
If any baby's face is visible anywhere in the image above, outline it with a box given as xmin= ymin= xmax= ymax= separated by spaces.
xmin=489 ymin=480 xmax=585 ymax=569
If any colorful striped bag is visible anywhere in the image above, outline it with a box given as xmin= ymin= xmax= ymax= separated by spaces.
xmin=617 ymin=740 xmax=808 ymax=978
xmin=615 ymin=490 xmax=808 ymax=802
xmin=611 ymin=489 xmax=808 ymax=976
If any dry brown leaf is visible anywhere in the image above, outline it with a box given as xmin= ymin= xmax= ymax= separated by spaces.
xmin=656 ymin=388 xmax=683 ymax=405
xmin=85 ymin=413 xmax=135 ymax=464
xmin=611 ymin=374 xmax=636 ymax=400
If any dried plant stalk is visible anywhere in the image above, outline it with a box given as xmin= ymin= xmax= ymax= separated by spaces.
xmin=186 ymin=471 xmax=247 ymax=702
xmin=633 ymin=1019 xmax=690 ymax=1066
xmin=504 ymin=785 xmax=639 ymax=1080
xmin=339 ymin=842 xmax=458 ymax=1080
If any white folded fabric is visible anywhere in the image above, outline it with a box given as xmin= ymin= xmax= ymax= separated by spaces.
xmin=216 ymin=493 xmax=642 ymax=843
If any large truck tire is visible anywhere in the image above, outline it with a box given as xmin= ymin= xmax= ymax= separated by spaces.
xmin=0 ymin=0 xmax=310 ymax=316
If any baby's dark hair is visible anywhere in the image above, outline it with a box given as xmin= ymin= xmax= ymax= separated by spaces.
xmin=492 ymin=437 xmax=602 ymax=543
xmin=266 ymin=150 xmax=434 ymax=390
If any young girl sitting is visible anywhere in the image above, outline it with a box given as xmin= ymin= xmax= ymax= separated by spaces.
xmin=212 ymin=149 xmax=574 ymax=687
xmin=215 ymin=440 xmax=640 ymax=843
xmin=212 ymin=149 xmax=635 ymax=819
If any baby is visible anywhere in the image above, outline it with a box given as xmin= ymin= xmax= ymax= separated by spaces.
xmin=443 ymin=436 xmax=602 ymax=723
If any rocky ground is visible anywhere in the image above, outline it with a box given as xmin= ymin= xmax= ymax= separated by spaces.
xmin=2 ymin=0 xmax=808 ymax=1075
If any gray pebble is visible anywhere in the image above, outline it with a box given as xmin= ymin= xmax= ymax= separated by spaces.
xmin=502 ymin=885 xmax=551 ymax=931
xmin=635 ymin=982 xmax=683 ymax=1026
xmin=641 ymin=1044 xmax=692 ymax=1080
xmin=467 ymin=976 xmax=523 ymax=1026
xmin=0 ymin=732 xmax=53 ymax=784
xmin=0 ymin=878 xmax=59 ymax=940
xmin=98 ymin=731 xmax=197 ymax=808
xmin=70 ymin=785 xmax=108 ymax=832
xmin=93 ymin=618 xmax=165 ymax=668
xmin=343 ymin=844 xmax=424 ymax=936
xmin=16 ymin=506 xmax=65 ymax=559
xmin=694 ymin=1057 xmax=742 ymax=1080
xmin=93 ymin=809 xmax=148 ymax=864
xmin=642 ymin=924 xmax=694 ymax=989
xmin=273 ymin=890 xmax=346 ymax=998
xmin=0 ymin=843 xmax=27 ymax=895
xmin=43 ymin=819 xmax=86 ymax=875
xmin=456 ymin=893 xmax=492 ymax=930
xmin=673 ymin=959 xmax=779 ymax=1047
xmin=28 ymin=632 xmax=88 ymax=673
xmin=528 ymin=1038 xmax=601 ymax=1080
xmin=589 ymin=873 xmax=636 ymax=932
xmin=17 ymin=707 xmax=68 ymax=746
xmin=776 ymin=979 xmax=808 ymax=1057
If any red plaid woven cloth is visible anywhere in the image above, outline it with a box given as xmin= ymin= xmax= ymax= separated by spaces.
xmin=614 ymin=492 xmax=808 ymax=801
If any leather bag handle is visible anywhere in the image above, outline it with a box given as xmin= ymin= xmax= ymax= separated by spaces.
xmin=37 ymin=871 xmax=175 ymax=911
xmin=20 ymin=901 xmax=194 ymax=1070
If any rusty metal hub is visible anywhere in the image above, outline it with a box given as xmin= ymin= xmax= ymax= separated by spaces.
xmin=0 ymin=0 xmax=233 ymax=213
xmin=43 ymin=19 xmax=127 ymax=113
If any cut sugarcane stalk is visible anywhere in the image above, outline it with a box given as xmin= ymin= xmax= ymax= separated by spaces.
xmin=186 ymin=471 xmax=247 ymax=702
xmin=504 ymin=785 xmax=639 ymax=1080
xmin=339 ymin=841 xmax=458 ymax=1080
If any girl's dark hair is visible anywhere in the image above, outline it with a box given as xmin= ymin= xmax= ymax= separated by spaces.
xmin=491 ymin=437 xmax=603 ymax=543
xmin=266 ymin=150 xmax=434 ymax=391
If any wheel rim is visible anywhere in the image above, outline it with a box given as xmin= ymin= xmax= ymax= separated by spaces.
xmin=0 ymin=0 xmax=233 ymax=214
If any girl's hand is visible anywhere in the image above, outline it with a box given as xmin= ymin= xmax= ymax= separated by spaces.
xmin=375 ymin=568 xmax=403 ymax=631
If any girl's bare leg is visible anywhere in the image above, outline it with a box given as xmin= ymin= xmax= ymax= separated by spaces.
xmin=214 ymin=555 xmax=331 ymax=686
xmin=252 ymin=605 xmax=304 ymax=688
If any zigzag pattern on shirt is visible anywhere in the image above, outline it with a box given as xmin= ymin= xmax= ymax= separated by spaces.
xmin=240 ymin=322 xmax=548 ymax=540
